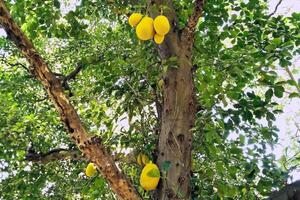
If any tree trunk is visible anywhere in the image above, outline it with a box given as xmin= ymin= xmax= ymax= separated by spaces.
xmin=268 ymin=181 xmax=300 ymax=200
xmin=149 ymin=3 xmax=197 ymax=199
xmin=157 ymin=51 xmax=196 ymax=200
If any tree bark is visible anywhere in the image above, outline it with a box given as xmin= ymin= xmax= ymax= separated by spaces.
xmin=0 ymin=2 xmax=141 ymax=200
xmin=157 ymin=48 xmax=196 ymax=200
xmin=268 ymin=181 xmax=300 ymax=200
xmin=148 ymin=0 xmax=204 ymax=199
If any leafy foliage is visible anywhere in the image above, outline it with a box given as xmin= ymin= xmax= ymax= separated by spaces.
xmin=0 ymin=0 xmax=299 ymax=199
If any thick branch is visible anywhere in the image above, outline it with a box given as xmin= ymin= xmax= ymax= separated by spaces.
xmin=182 ymin=0 xmax=205 ymax=49
xmin=25 ymin=148 xmax=84 ymax=164
xmin=0 ymin=2 xmax=141 ymax=199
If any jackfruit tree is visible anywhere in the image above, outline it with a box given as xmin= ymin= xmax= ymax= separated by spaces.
xmin=0 ymin=0 xmax=300 ymax=199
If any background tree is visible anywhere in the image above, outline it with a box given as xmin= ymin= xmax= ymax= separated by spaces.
xmin=0 ymin=0 xmax=299 ymax=199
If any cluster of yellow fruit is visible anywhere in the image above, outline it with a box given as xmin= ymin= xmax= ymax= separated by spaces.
xmin=85 ymin=162 xmax=97 ymax=177
xmin=129 ymin=13 xmax=170 ymax=44
xmin=137 ymin=153 xmax=160 ymax=191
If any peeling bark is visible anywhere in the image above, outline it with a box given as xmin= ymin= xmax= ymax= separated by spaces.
xmin=0 ymin=1 xmax=141 ymax=199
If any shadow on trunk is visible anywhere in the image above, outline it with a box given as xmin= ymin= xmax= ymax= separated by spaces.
xmin=268 ymin=181 xmax=300 ymax=200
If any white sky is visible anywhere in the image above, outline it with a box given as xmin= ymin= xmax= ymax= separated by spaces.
xmin=267 ymin=0 xmax=300 ymax=182
xmin=268 ymin=0 xmax=300 ymax=16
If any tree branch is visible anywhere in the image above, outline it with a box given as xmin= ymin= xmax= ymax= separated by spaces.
xmin=64 ymin=63 xmax=83 ymax=81
xmin=0 ymin=54 xmax=30 ymax=72
xmin=268 ymin=0 xmax=284 ymax=17
xmin=25 ymin=146 xmax=138 ymax=165
xmin=182 ymin=0 xmax=205 ymax=48
xmin=53 ymin=64 xmax=84 ymax=97
xmin=0 ymin=2 xmax=141 ymax=199
xmin=25 ymin=148 xmax=84 ymax=164
xmin=285 ymin=66 xmax=300 ymax=94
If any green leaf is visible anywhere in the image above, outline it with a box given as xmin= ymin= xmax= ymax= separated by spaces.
xmin=265 ymin=44 xmax=276 ymax=51
xmin=286 ymin=79 xmax=297 ymax=86
xmin=274 ymin=86 xmax=284 ymax=98
xmin=147 ymin=168 xmax=160 ymax=178
xmin=266 ymin=112 xmax=276 ymax=121
xmin=272 ymin=37 xmax=281 ymax=45
xmin=162 ymin=161 xmax=171 ymax=171
xmin=289 ymin=92 xmax=300 ymax=98
xmin=265 ymin=89 xmax=273 ymax=100
xmin=54 ymin=0 xmax=60 ymax=9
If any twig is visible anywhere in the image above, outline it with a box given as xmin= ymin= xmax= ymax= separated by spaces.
xmin=268 ymin=0 xmax=284 ymax=17
xmin=0 ymin=54 xmax=30 ymax=72
xmin=285 ymin=66 xmax=300 ymax=94
xmin=9 ymin=62 xmax=29 ymax=72
xmin=64 ymin=63 xmax=84 ymax=81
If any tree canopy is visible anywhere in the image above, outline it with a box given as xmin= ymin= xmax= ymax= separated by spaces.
xmin=0 ymin=0 xmax=300 ymax=199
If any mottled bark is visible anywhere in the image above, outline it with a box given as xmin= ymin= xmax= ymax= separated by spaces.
xmin=148 ymin=0 xmax=204 ymax=199
xmin=156 ymin=48 xmax=196 ymax=200
xmin=0 ymin=1 xmax=141 ymax=199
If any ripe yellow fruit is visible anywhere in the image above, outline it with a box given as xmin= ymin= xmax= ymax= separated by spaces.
xmin=137 ymin=153 xmax=143 ymax=166
xmin=128 ymin=13 xmax=143 ymax=27
xmin=141 ymin=154 xmax=150 ymax=165
xmin=136 ymin=16 xmax=155 ymax=41
xmin=137 ymin=153 xmax=150 ymax=166
xmin=154 ymin=15 xmax=170 ymax=36
xmin=154 ymin=34 xmax=165 ymax=44
xmin=85 ymin=163 xmax=97 ymax=177
xmin=140 ymin=163 xmax=160 ymax=190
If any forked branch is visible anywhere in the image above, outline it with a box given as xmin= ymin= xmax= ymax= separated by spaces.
xmin=0 ymin=1 xmax=141 ymax=199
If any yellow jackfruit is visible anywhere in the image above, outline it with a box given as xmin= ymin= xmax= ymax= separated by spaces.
xmin=136 ymin=16 xmax=155 ymax=41
xmin=154 ymin=15 xmax=170 ymax=36
xmin=85 ymin=163 xmax=97 ymax=177
xmin=141 ymin=154 xmax=150 ymax=165
xmin=140 ymin=163 xmax=160 ymax=190
xmin=128 ymin=13 xmax=143 ymax=27
xmin=137 ymin=153 xmax=143 ymax=166
xmin=154 ymin=34 xmax=165 ymax=44
xmin=137 ymin=153 xmax=150 ymax=166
